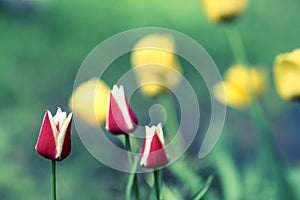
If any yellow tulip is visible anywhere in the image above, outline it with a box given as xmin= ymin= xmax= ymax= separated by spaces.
xmin=274 ymin=49 xmax=300 ymax=101
xmin=202 ymin=0 xmax=248 ymax=23
xmin=131 ymin=34 xmax=181 ymax=96
xmin=69 ymin=78 xmax=110 ymax=126
xmin=213 ymin=64 xmax=266 ymax=109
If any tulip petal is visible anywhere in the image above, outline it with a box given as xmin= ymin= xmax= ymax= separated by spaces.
xmin=140 ymin=126 xmax=155 ymax=167
xmin=106 ymin=93 xmax=131 ymax=133
xmin=155 ymin=123 xmax=165 ymax=145
xmin=146 ymin=133 xmax=169 ymax=168
xmin=53 ymin=107 xmax=67 ymax=132
xmin=213 ymin=82 xmax=251 ymax=109
xmin=274 ymin=51 xmax=300 ymax=101
xmin=56 ymin=113 xmax=73 ymax=161
xmin=126 ymin=95 xmax=138 ymax=126
xmin=35 ymin=111 xmax=57 ymax=160
xmin=112 ymin=86 xmax=134 ymax=129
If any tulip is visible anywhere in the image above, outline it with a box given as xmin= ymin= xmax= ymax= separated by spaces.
xmin=202 ymin=0 xmax=248 ymax=23
xmin=140 ymin=123 xmax=169 ymax=169
xmin=274 ymin=49 xmax=300 ymax=101
xmin=131 ymin=34 xmax=181 ymax=96
xmin=35 ymin=107 xmax=73 ymax=161
xmin=106 ymin=85 xmax=140 ymax=198
xmin=213 ymin=64 xmax=266 ymax=109
xmin=69 ymin=78 xmax=110 ymax=126
xmin=106 ymin=85 xmax=138 ymax=134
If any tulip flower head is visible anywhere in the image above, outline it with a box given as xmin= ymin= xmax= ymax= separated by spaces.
xmin=202 ymin=0 xmax=248 ymax=23
xmin=274 ymin=49 xmax=300 ymax=101
xmin=35 ymin=108 xmax=72 ymax=161
xmin=131 ymin=34 xmax=181 ymax=96
xmin=140 ymin=123 xmax=169 ymax=169
xmin=213 ymin=64 xmax=266 ymax=109
xmin=106 ymin=85 xmax=138 ymax=134
xmin=69 ymin=78 xmax=110 ymax=126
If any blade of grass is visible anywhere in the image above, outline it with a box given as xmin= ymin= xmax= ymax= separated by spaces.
xmin=191 ymin=175 xmax=214 ymax=200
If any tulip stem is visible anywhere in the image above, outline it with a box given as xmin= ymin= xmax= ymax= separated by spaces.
xmin=125 ymin=134 xmax=132 ymax=152
xmin=157 ymin=92 xmax=178 ymax=140
xmin=225 ymin=25 xmax=248 ymax=64
xmin=124 ymin=134 xmax=140 ymax=200
xmin=154 ymin=169 xmax=162 ymax=200
xmin=52 ymin=160 xmax=57 ymax=200
xmin=210 ymin=133 xmax=242 ymax=199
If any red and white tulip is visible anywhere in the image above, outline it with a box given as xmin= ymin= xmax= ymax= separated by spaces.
xmin=106 ymin=85 xmax=138 ymax=134
xmin=140 ymin=123 xmax=169 ymax=168
xmin=35 ymin=107 xmax=73 ymax=161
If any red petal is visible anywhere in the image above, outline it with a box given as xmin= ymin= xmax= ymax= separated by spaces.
xmin=107 ymin=93 xmax=136 ymax=134
xmin=142 ymin=132 xmax=169 ymax=168
xmin=125 ymin=96 xmax=138 ymax=126
xmin=35 ymin=111 xmax=57 ymax=160
xmin=57 ymin=116 xmax=72 ymax=161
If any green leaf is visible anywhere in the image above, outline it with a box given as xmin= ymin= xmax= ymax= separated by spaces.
xmin=125 ymin=156 xmax=139 ymax=200
xmin=191 ymin=175 xmax=214 ymax=200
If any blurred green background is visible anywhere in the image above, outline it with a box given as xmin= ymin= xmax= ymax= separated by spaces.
xmin=1 ymin=0 xmax=300 ymax=199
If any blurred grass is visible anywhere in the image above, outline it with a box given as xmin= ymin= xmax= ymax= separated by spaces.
xmin=1 ymin=0 xmax=300 ymax=199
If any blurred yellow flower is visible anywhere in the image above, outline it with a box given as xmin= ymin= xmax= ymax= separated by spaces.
xmin=274 ymin=49 xmax=300 ymax=101
xmin=69 ymin=78 xmax=110 ymax=126
xmin=213 ymin=64 xmax=266 ymax=109
xmin=202 ymin=0 xmax=248 ymax=23
xmin=131 ymin=34 xmax=181 ymax=96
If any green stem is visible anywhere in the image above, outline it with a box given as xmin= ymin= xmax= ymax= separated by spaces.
xmin=158 ymin=92 xmax=178 ymax=138
xmin=126 ymin=157 xmax=139 ymax=200
xmin=224 ymin=26 xmax=248 ymax=64
xmin=52 ymin=160 xmax=56 ymax=200
xmin=155 ymin=92 xmax=181 ymax=199
xmin=133 ymin=173 xmax=140 ymax=200
xmin=212 ymin=134 xmax=241 ymax=200
xmin=124 ymin=134 xmax=140 ymax=200
xmin=125 ymin=134 xmax=132 ymax=152
xmin=154 ymin=169 xmax=161 ymax=200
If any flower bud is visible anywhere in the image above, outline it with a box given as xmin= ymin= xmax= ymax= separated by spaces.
xmin=35 ymin=108 xmax=72 ymax=161
xmin=69 ymin=78 xmax=110 ymax=126
xmin=213 ymin=64 xmax=266 ymax=109
xmin=140 ymin=123 xmax=169 ymax=169
xmin=274 ymin=49 xmax=300 ymax=101
xmin=131 ymin=34 xmax=181 ymax=96
xmin=202 ymin=0 xmax=248 ymax=23
xmin=106 ymin=85 xmax=138 ymax=134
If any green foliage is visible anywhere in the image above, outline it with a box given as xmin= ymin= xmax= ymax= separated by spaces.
xmin=1 ymin=0 xmax=300 ymax=199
